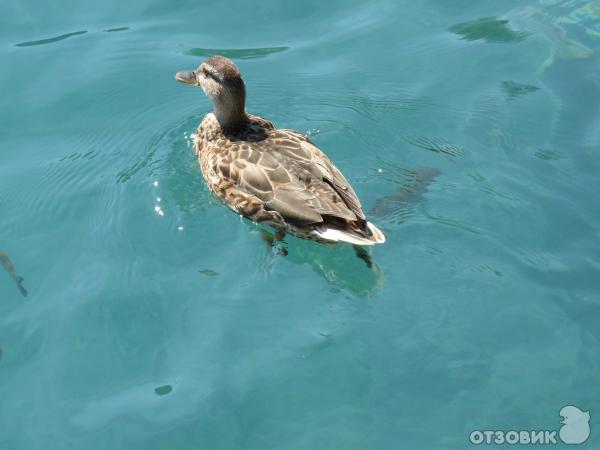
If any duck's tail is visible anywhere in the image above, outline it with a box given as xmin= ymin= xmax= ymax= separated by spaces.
xmin=313 ymin=221 xmax=385 ymax=246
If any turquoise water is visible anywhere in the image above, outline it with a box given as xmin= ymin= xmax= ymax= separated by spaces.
xmin=1 ymin=0 xmax=599 ymax=448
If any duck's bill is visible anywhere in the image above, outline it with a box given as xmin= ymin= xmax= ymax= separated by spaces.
xmin=175 ymin=70 xmax=197 ymax=85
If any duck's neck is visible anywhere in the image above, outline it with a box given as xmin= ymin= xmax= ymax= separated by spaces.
xmin=213 ymin=94 xmax=247 ymax=130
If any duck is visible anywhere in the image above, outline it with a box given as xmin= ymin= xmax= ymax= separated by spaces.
xmin=175 ymin=55 xmax=385 ymax=251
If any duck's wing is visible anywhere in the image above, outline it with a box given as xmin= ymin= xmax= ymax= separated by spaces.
xmin=221 ymin=129 xmax=366 ymax=226
xmin=276 ymin=130 xmax=367 ymax=221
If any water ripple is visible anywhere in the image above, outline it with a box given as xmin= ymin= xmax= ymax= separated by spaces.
xmin=468 ymin=172 xmax=519 ymax=201
xmin=534 ymin=149 xmax=562 ymax=160
xmin=404 ymin=136 xmax=464 ymax=158
xmin=16 ymin=31 xmax=88 ymax=47
xmin=424 ymin=212 xmax=481 ymax=235
xmin=184 ymin=47 xmax=289 ymax=59
xmin=103 ymin=27 xmax=129 ymax=33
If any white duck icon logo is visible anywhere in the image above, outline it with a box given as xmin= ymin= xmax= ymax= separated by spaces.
xmin=559 ymin=405 xmax=591 ymax=444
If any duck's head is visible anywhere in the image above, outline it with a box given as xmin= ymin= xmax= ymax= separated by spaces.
xmin=175 ymin=55 xmax=247 ymax=128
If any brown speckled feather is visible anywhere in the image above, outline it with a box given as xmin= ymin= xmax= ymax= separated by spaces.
xmin=195 ymin=113 xmax=368 ymax=238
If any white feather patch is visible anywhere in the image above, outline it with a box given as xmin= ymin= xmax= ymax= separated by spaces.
xmin=312 ymin=222 xmax=385 ymax=246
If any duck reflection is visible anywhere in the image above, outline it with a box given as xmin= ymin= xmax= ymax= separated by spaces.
xmin=261 ymin=234 xmax=385 ymax=299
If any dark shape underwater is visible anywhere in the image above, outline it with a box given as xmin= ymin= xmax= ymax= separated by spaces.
xmin=449 ymin=17 xmax=529 ymax=43
xmin=371 ymin=167 xmax=441 ymax=222
xmin=501 ymin=80 xmax=540 ymax=99
xmin=0 ymin=250 xmax=27 ymax=297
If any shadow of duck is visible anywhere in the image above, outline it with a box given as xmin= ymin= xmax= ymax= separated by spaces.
xmin=267 ymin=236 xmax=385 ymax=299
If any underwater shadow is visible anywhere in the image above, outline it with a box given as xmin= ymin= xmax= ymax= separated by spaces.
xmin=500 ymin=80 xmax=540 ymax=100
xmin=448 ymin=17 xmax=529 ymax=43
xmin=370 ymin=166 xmax=441 ymax=225
xmin=276 ymin=237 xmax=385 ymax=299
xmin=0 ymin=250 xmax=27 ymax=297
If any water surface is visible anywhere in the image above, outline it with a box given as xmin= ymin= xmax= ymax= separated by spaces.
xmin=1 ymin=0 xmax=599 ymax=448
